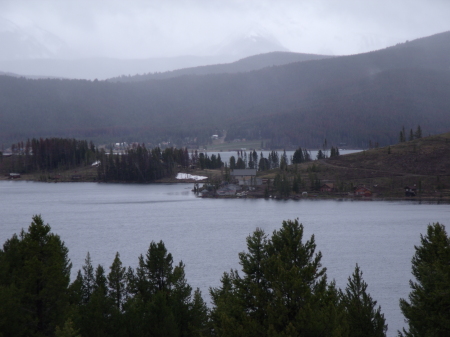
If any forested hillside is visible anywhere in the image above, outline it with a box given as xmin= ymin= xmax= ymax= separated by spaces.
xmin=1 ymin=31 xmax=450 ymax=148
xmin=108 ymin=51 xmax=332 ymax=82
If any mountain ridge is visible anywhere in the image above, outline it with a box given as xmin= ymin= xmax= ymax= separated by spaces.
xmin=1 ymin=31 xmax=449 ymax=148
xmin=108 ymin=52 xmax=333 ymax=82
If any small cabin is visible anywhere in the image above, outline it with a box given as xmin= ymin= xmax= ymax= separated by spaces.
xmin=320 ymin=183 xmax=334 ymax=192
xmin=354 ymin=186 xmax=372 ymax=197
xmin=9 ymin=173 xmax=21 ymax=179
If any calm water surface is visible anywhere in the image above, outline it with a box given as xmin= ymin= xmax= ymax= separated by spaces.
xmin=1 ymin=181 xmax=449 ymax=336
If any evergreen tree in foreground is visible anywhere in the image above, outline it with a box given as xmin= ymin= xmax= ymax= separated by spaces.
xmin=341 ymin=264 xmax=387 ymax=337
xmin=0 ymin=215 xmax=71 ymax=337
xmin=210 ymin=219 xmax=348 ymax=336
xmin=1 ymin=216 xmax=394 ymax=337
xmin=210 ymin=219 xmax=388 ymax=337
xmin=124 ymin=240 xmax=208 ymax=337
xmin=68 ymin=254 xmax=116 ymax=337
xmin=399 ymin=223 xmax=450 ymax=337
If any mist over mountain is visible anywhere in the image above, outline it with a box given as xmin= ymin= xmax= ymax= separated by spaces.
xmin=109 ymin=52 xmax=332 ymax=83
xmin=0 ymin=21 xmax=290 ymax=80
xmin=0 ymin=17 xmax=71 ymax=60
xmin=207 ymin=27 xmax=289 ymax=58
xmin=1 ymin=31 xmax=450 ymax=149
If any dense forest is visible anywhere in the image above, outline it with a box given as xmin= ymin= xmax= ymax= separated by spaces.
xmin=5 ymin=138 xmax=97 ymax=173
xmin=1 ymin=31 xmax=450 ymax=148
xmin=1 ymin=216 xmax=448 ymax=336
xmin=97 ymin=146 xmax=191 ymax=182
xmin=3 ymin=137 xmax=316 ymax=183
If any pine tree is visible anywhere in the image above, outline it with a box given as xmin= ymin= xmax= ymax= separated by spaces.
xmin=293 ymin=147 xmax=305 ymax=164
xmin=229 ymin=155 xmax=236 ymax=170
xmin=108 ymin=252 xmax=127 ymax=311
xmin=236 ymin=157 xmax=245 ymax=169
xmin=72 ymin=257 xmax=116 ymax=337
xmin=144 ymin=241 xmax=173 ymax=293
xmin=303 ymin=148 xmax=312 ymax=161
xmin=399 ymin=126 xmax=406 ymax=143
xmin=210 ymin=219 xmax=347 ymax=336
xmin=126 ymin=241 xmax=208 ymax=337
xmin=341 ymin=264 xmax=387 ymax=337
xmin=82 ymin=252 xmax=95 ymax=304
xmin=0 ymin=215 xmax=71 ymax=336
xmin=399 ymin=223 xmax=450 ymax=336
xmin=258 ymin=153 xmax=270 ymax=171
xmin=252 ymin=150 xmax=258 ymax=170
xmin=248 ymin=153 xmax=255 ymax=169
xmin=414 ymin=125 xmax=422 ymax=139
xmin=317 ymin=149 xmax=325 ymax=159
xmin=280 ymin=150 xmax=288 ymax=170
xmin=90 ymin=264 xmax=114 ymax=336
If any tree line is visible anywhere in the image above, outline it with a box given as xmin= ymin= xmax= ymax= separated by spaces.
xmin=228 ymin=147 xmax=314 ymax=172
xmin=97 ymin=146 xmax=227 ymax=182
xmin=4 ymin=138 xmax=216 ymax=182
xmin=194 ymin=152 xmax=224 ymax=170
xmin=1 ymin=216 xmax=449 ymax=337
xmin=97 ymin=145 xmax=190 ymax=182
xmin=399 ymin=125 xmax=423 ymax=143
xmin=2 ymin=138 xmax=341 ymax=191
xmin=7 ymin=138 xmax=97 ymax=173
xmin=97 ymin=146 xmax=314 ymax=183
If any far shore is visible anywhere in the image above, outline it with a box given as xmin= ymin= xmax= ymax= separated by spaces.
xmin=3 ymin=174 xmax=449 ymax=203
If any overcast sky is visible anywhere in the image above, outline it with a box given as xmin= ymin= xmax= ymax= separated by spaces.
xmin=1 ymin=0 xmax=450 ymax=58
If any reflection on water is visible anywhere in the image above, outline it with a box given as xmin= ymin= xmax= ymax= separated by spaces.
xmin=1 ymin=181 xmax=449 ymax=336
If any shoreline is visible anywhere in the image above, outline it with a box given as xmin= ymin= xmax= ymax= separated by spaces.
xmin=198 ymin=192 xmax=450 ymax=203
xmin=3 ymin=173 xmax=449 ymax=203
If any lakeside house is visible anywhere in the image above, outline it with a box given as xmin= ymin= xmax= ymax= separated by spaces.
xmin=354 ymin=186 xmax=372 ymax=197
xmin=320 ymin=183 xmax=334 ymax=192
xmin=230 ymin=169 xmax=262 ymax=186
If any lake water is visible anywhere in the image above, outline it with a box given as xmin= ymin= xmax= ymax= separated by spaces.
xmin=1 ymin=181 xmax=449 ymax=336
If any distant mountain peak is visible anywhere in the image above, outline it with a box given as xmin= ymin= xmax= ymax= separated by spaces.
xmin=208 ymin=25 xmax=288 ymax=58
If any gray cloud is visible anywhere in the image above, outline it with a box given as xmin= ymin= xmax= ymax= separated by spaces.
xmin=1 ymin=0 xmax=449 ymax=58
